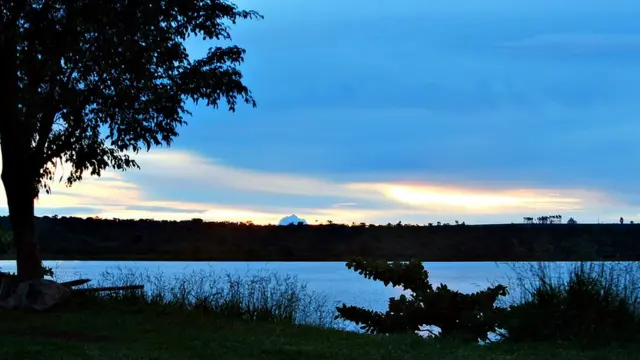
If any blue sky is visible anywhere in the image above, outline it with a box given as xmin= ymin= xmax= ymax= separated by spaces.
xmin=4 ymin=0 xmax=640 ymax=225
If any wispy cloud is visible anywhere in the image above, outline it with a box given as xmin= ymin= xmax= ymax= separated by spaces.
xmin=0 ymin=149 xmax=632 ymax=224
xmin=130 ymin=150 xmax=382 ymax=200
xmin=131 ymin=150 xmax=621 ymax=213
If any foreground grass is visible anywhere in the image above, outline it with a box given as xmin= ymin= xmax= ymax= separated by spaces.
xmin=0 ymin=297 xmax=637 ymax=360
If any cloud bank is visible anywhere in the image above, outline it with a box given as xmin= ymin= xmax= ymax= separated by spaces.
xmin=0 ymin=149 xmax=636 ymax=225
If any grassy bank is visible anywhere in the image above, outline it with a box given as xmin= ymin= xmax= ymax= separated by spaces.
xmin=1 ymin=299 xmax=637 ymax=360
xmin=1 ymin=261 xmax=639 ymax=359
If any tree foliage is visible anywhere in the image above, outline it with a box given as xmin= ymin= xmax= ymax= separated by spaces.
xmin=335 ymin=258 xmax=508 ymax=343
xmin=1 ymin=0 xmax=261 ymax=195
xmin=0 ymin=0 xmax=261 ymax=280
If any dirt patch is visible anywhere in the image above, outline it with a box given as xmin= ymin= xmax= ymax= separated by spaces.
xmin=7 ymin=330 xmax=113 ymax=343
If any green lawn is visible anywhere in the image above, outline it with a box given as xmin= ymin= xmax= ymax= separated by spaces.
xmin=0 ymin=298 xmax=636 ymax=360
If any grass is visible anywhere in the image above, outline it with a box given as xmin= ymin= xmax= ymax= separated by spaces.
xmin=1 ymin=297 xmax=638 ymax=360
xmin=0 ymin=262 xmax=639 ymax=359
xmin=501 ymin=261 xmax=640 ymax=310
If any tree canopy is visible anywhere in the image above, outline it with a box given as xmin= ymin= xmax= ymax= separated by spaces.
xmin=2 ymin=0 xmax=261 ymax=193
xmin=0 ymin=0 xmax=261 ymax=280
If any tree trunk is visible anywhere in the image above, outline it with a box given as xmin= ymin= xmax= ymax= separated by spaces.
xmin=0 ymin=23 xmax=44 ymax=282
xmin=1 ymin=170 xmax=43 ymax=282
xmin=0 ymin=122 xmax=43 ymax=282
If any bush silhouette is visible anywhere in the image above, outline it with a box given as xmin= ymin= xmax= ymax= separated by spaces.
xmin=500 ymin=262 xmax=640 ymax=345
xmin=335 ymin=258 xmax=508 ymax=343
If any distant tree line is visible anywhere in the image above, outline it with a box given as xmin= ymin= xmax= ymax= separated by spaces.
xmin=1 ymin=216 xmax=639 ymax=262
xmin=522 ymin=215 xmax=563 ymax=224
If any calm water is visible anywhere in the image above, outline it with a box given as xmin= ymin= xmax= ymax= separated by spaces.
xmin=2 ymin=260 xmax=636 ymax=341
xmin=0 ymin=261 xmax=514 ymax=312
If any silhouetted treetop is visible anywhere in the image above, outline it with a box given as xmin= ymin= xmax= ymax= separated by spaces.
xmin=1 ymin=0 xmax=261 ymax=280
xmin=2 ymin=0 xmax=261 ymax=194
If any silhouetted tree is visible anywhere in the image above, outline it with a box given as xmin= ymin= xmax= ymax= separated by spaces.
xmin=0 ymin=0 xmax=261 ymax=281
xmin=533 ymin=215 xmax=564 ymax=225
xmin=620 ymin=217 xmax=624 ymax=225
xmin=567 ymin=217 xmax=578 ymax=225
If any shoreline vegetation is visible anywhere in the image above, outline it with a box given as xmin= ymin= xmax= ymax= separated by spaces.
xmin=1 ymin=216 xmax=640 ymax=261
xmin=1 ymin=261 xmax=639 ymax=359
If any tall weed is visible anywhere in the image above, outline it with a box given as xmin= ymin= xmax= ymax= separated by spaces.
xmin=497 ymin=262 xmax=640 ymax=345
xmin=58 ymin=265 xmax=340 ymax=329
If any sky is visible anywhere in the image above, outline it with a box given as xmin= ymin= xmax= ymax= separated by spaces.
xmin=3 ymin=0 xmax=640 ymax=225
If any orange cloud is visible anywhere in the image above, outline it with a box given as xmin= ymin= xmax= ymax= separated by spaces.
xmin=381 ymin=185 xmax=584 ymax=212
xmin=346 ymin=182 xmax=611 ymax=214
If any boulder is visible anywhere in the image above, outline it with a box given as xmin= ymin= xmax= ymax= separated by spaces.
xmin=0 ymin=278 xmax=71 ymax=311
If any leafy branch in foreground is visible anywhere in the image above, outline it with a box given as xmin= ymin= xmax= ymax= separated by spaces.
xmin=335 ymin=258 xmax=508 ymax=343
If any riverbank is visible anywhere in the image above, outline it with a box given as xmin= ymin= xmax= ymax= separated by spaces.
xmin=0 ymin=297 xmax=636 ymax=360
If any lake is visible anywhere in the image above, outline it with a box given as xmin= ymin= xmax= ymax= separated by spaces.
xmin=0 ymin=260 xmax=628 ymax=335
xmin=0 ymin=261 xmax=511 ymax=309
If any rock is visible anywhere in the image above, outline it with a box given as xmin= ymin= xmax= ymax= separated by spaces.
xmin=0 ymin=279 xmax=71 ymax=311
xmin=278 ymin=214 xmax=307 ymax=226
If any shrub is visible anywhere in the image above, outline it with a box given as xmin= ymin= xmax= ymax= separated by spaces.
xmin=335 ymin=258 xmax=508 ymax=343
xmin=498 ymin=262 xmax=640 ymax=345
